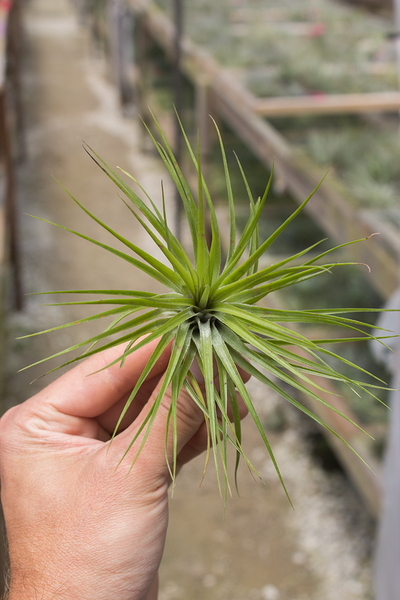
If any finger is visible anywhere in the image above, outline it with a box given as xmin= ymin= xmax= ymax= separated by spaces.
xmin=191 ymin=357 xmax=251 ymax=387
xmin=96 ymin=372 xmax=163 ymax=435
xmin=31 ymin=339 xmax=172 ymax=419
xmin=113 ymin=372 xmax=205 ymax=473
xmin=176 ymin=391 xmax=249 ymax=468
xmin=175 ymin=420 xmax=210 ymax=465
xmin=225 ymin=389 xmax=249 ymax=422
xmin=113 ymin=372 xmax=250 ymax=476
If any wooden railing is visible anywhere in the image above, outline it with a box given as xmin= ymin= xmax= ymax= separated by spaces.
xmin=129 ymin=0 xmax=399 ymax=302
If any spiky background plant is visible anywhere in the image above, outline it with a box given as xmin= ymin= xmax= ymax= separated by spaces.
xmin=24 ymin=115 xmax=392 ymax=500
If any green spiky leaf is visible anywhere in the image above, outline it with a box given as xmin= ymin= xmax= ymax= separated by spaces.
xmin=26 ymin=114 xmax=396 ymax=501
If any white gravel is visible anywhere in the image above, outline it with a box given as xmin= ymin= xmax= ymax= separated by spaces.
xmin=248 ymin=376 xmax=375 ymax=600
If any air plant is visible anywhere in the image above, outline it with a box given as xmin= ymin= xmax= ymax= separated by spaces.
xmin=23 ymin=114 xmax=392 ymax=500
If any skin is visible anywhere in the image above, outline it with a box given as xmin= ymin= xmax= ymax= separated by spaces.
xmin=0 ymin=339 xmax=248 ymax=600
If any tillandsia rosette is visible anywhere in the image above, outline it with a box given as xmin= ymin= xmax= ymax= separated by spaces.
xmin=23 ymin=114 xmax=394 ymax=500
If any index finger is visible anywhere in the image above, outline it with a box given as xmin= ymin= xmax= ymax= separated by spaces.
xmin=33 ymin=338 xmax=172 ymax=419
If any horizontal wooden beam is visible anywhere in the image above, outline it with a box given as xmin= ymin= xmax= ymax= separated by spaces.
xmin=211 ymin=86 xmax=399 ymax=298
xmin=252 ymin=91 xmax=400 ymax=117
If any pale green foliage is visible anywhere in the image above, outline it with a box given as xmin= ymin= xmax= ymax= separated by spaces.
xmin=23 ymin=115 xmax=392 ymax=500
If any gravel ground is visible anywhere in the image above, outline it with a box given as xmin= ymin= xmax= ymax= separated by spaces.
xmin=2 ymin=1 xmax=377 ymax=598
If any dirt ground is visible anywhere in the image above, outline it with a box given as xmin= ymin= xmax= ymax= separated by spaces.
xmin=3 ymin=1 xmax=376 ymax=598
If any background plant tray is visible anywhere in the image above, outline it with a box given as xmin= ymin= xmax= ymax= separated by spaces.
xmin=155 ymin=0 xmax=398 ymax=96
xmin=150 ymin=0 xmax=400 ymax=217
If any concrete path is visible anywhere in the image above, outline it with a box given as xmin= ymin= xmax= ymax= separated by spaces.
xmin=3 ymin=1 xmax=375 ymax=599
xmin=6 ymin=0 xmax=174 ymax=400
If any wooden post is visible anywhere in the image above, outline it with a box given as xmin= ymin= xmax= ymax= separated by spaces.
xmin=0 ymin=0 xmax=23 ymax=311
xmin=107 ymin=0 xmax=134 ymax=108
xmin=0 ymin=91 xmax=23 ymax=311
xmin=195 ymin=77 xmax=213 ymax=248
xmin=134 ymin=15 xmax=153 ymax=148
xmin=7 ymin=0 xmax=26 ymax=162
xmin=119 ymin=6 xmax=135 ymax=108
xmin=196 ymin=76 xmax=211 ymax=162
xmin=173 ymin=0 xmax=183 ymax=241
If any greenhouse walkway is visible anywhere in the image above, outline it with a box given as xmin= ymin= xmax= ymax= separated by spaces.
xmin=2 ymin=1 xmax=376 ymax=599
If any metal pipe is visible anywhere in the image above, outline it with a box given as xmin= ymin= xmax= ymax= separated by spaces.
xmin=373 ymin=2 xmax=400 ymax=598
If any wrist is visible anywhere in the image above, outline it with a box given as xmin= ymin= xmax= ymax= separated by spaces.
xmin=7 ymin=565 xmax=72 ymax=600
xmin=6 ymin=549 xmax=152 ymax=600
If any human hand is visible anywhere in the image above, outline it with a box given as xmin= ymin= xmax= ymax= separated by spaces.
xmin=0 ymin=339 xmax=248 ymax=600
